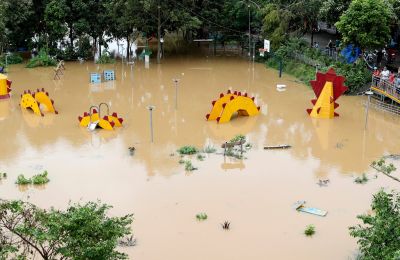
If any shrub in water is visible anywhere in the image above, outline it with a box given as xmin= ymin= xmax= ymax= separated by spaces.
xmin=16 ymin=174 xmax=32 ymax=185
xmin=26 ymin=50 xmax=57 ymax=68
xmin=96 ymin=52 xmax=115 ymax=64
xmin=196 ymin=213 xmax=208 ymax=221
xmin=32 ymin=171 xmax=50 ymax=185
xmin=177 ymin=146 xmax=198 ymax=155
xmin=304 ymin=225 xmax=315 ymax=236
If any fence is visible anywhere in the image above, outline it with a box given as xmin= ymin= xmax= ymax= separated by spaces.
xmin=371 ymin=76 xmax=400 ymax=104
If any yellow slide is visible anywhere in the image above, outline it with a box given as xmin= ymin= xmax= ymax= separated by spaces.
xmin=0 ymin=73 xmax=11 ymax=99
xmin=20 ymin=88 xmax=58 ymax=116
xmin=206 ymin=90 xmax=260 ymax=123
xmin=78 ymin=107 xmax=123 ymax=131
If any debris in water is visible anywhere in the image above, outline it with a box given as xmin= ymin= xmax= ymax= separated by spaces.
xmin=293 ymin=201 xmax=327 ymax=217
xmin=128 ymin=146 xmax=135 ymax=156
xmin=118 ymin=236 xmax=136 ymax=247
xmin=264 ymin=144 xmax=291 ymax=150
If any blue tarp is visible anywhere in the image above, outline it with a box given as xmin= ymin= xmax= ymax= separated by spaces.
xmin=341 ymin=44 xmax=361 ymax=64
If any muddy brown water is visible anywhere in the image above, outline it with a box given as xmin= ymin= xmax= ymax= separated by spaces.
xmin=0 ymin=57 xmax=399 ymax=259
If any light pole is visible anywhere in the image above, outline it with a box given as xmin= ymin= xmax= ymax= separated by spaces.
xmin=147 ymin=105 xmax=155 ymax=143
xmin=364 ymin=90 xmax=374 ymax=130
xmin=172 ymin=78 xmax=180 ymax=109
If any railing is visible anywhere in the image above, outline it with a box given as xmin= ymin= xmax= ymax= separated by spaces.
xmin=364 ymin=98 xmax=400 ymax=115
xmin=371 ymin=76 xmax=400 ymax=103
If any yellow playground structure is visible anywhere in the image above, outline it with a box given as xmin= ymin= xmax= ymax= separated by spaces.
xmin=206 ymin=90 xmax=260 ymax=123
xmin=0 ymin=73 xmax=12 ymax=99
xmin=20 ymin=88 xmax=58 ymax=116
xmin=78 ymin=103 xmax=123 ymax=131
xmin=307 ymin=68 xmax=348 ymax=119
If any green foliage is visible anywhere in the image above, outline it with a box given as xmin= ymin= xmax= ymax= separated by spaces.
xmin=0 ymin=53 xmax=23 ymax=65
xmin=372 ymin=158 xmax=397 ymax=175
xmin=267 ymin=37 xmax=371 ymax=94
xmin=96 ymin=51 xmax=116 ymax=64
xmin=26 ymin=49 xmax=56 ymax=68
xmin=350 ymin=190 xmax=400 ymax=259
xmin=15 ymin=174 xmax=32 ymax=185
xmin=319 ymin=0 xmax=351 ymax=26
xmin=15 ymin=171 xmax=50 ymax=185
xmin=304 ymin=225 xmax=316 ymax=236
xmin=31 ymin=171 xmax=50 ymax=185
xmin=0 ymin=199 xmax=133 ymax=259
xmin=184 ymin=160 xmax=197 ymax=171
xmin=336 ymin=0 xmax=394 ymax=50
xmin=177 ymin=145 xmax=198 ymax=155
xmin=354 ymin=173 xmax=369 ymax=184
xmin=196 ymin=213 xmax=208 ymax=221
xmin=229 ymin=134 xmax=246 ymax=144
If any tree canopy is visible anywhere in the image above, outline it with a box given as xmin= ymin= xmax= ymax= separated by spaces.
xmin=335 ymin=0 xmax=394 ymax=50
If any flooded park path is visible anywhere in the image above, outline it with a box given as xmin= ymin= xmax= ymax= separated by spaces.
xmin=0 ymin=56 xmax=399 ymax=259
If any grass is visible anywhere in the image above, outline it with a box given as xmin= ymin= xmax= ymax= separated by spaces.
xmin=184 ymin=160 xmax=197 ymax=171
xmin=229 ymin=134 xmax=246 ymax=144
xmin=177 ymin=145 xmax=198 ymax=155
xmin=304 ymin=225 xmax=315 ymax=237
xmin=196 ymin=213 xmax=208 ymax=221
xmin=354 ymin=173 xmax=369 ymax=184
xmin=372 ymin=159 xmax=397 ymax=175
xmin=15 ymin=171 xmax=50 ymax=185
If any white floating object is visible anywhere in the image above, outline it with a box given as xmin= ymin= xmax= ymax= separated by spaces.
xmin=276 ymin=84 xmax=287 ymax=89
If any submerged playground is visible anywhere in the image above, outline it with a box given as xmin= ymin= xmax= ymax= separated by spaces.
xmin=0 ymin=56 xmax=400 ymax=259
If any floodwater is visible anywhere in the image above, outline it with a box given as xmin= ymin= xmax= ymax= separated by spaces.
xmin=0 ymin=57 xmax=399 ymax=259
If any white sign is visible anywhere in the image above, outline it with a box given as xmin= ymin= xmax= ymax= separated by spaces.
xmin=264 ymin=39 xmax=270 ymax=53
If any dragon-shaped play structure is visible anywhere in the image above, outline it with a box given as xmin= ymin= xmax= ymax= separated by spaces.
xmin=307 ymin=68 xmax=348 ymax=119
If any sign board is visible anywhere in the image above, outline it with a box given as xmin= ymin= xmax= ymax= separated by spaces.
xmin=264 ymin=39 xmax=270 ymax=53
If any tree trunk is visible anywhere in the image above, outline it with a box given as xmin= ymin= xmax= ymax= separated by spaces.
xmin=68 ymin=23 xmax=73 ymax=49
xmin=157 ymin=5 xmax=161 ymax=64
xmin=311 ymin=30 xmax=314 ymax=48
xmin=126 ymin=35 xmax=130 ymax=61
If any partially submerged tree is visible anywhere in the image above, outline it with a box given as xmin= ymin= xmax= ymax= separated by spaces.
xmin=335 ymin=0 xmax=394 ymax=50
xmin=0 ymin=200 xmax=133 ymax=259
xmin=350 ymin=190 xmax=400 ymax=259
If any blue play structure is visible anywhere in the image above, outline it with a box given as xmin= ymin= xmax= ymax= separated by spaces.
xmin=103 ymin=70 xmax=115 ymax=81
xmin=90 ymin=73 xmax=101 ymax=83
xmin=341 ymin=45 xmax=361 ymax=64
xmin=90 ymin=70 xmax=115 ymax=83
xmin=0 ymin=67 xmax=4 ymax=74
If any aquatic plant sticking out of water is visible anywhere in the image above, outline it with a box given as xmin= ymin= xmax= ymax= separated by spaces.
xmin=184 ymin=161 xmax=197 ymax=171
xmin=177 ymin=145 xmax=198 ymax=155
xmin=317 ymin=179 xmax=330 ymax=187
xmin=197 ymin=154 xmax=205 ymax=161
xmin=203 ymin=145 xmax=217 ymax=154
xmin=221 ymin=221 xmax=230 ymax=230
xmin=196 ymin=213 xmax=208 ymax=221
xmin=118 ymin=235 xmax=136 ymax=247
xmin=15 ymin=171 xmax=50 ymax=185
xmin=354 ymin=173 xmax=369 ymax=184
xmin=16 ymin=174 xmax=32 ymax=185
xmin=31 ymin=171 xmax=50 ymax=185
xmin=178 ymin=159 xmax=185 ymax=164
xmin=371 ymin=158 xmax=399 ymax=183
xmin=304 ymin=225 xmax=315 ymax=237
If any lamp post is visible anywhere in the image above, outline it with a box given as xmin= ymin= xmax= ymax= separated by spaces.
xmin=147 ymin=105 xmax=155 ymax=143
xmin=364 ymin=90 xmax=374 ymax=130
xmin=172 ymin=78 xmax=180 ymax=110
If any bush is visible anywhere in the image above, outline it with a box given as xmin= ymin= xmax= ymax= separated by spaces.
xmin=304 ymin=225 xmax=316 ymax=236
xmin=350 ymin=190 xmax=400 ymax=259
xmin=0 ymin=53 xmax=23 ymax=65
xmin=267 ymin=37 xmax=371 ymax=94
xmin=26 ymin=49 xmax=57 ymax=68
xmin=96 ymin=51 xmax=115 ymax=64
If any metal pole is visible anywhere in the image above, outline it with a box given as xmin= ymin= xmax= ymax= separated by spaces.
xmin=248 ymin=4 xmax=251 ymax=59
xmin=364 ymin=91 xmax=373 ymax=130
xmin=157 ymin=5 xmax=161 ymax=64
xmin=147 ymin=106 xmax=155 ymax=142
xmin=173 ymin=78 xmax=179 ymax=109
